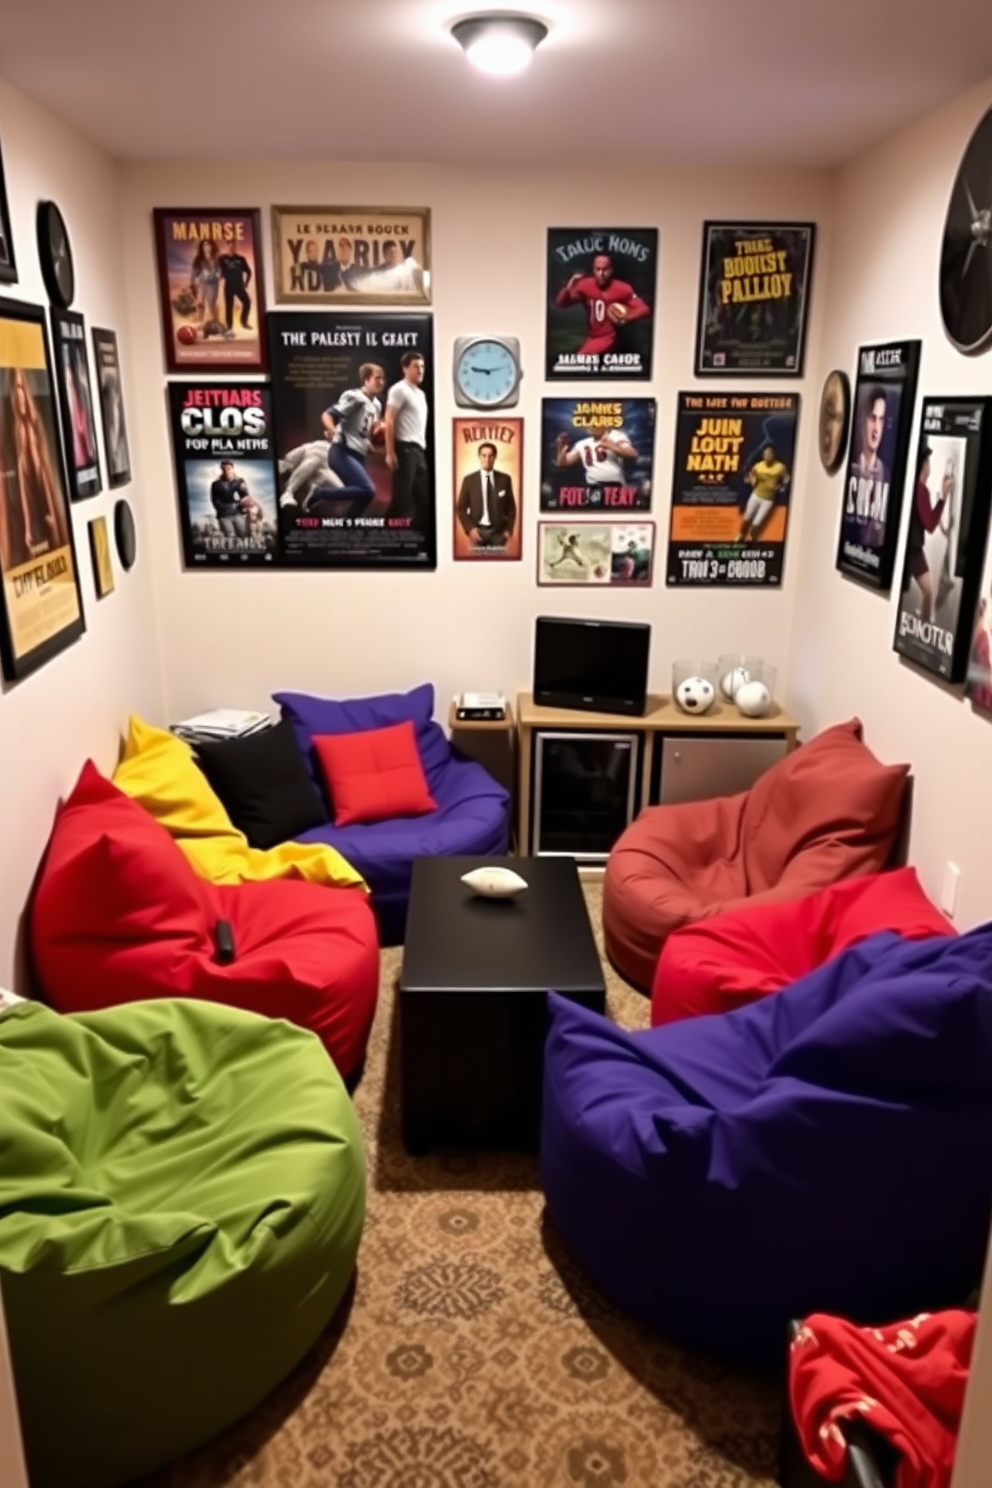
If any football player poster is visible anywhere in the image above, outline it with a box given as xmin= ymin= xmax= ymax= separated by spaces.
xmin=537 ymin=521 xmax=655 ymax=586
xmin=893 ymin=397 xmax=992 ymax=684
xmin=452 ymin=417 xmax=523 ymax=561
xmin=835 ymin=340 xmax=921 ymax=592
xmin=153 ymin=209 xmax=266 ymax=374
xmin=545 ymin=228 xmax=657 ymax=380
xmin=168 ymin=382 xmax=280 ymax=568
xmin=540 ymin=397 xmax=655 ymax=513
xmin=695 ymin=222 xmax=815 ymax=376
xmin=267 ymin=312 xmax=436 ymax=570
xmin=666 ymin=390 xmax=799 ymax=588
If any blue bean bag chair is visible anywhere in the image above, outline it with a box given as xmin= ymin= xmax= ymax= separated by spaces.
xmin=540 ymin=924 xmax=992 ymax=1363
xmin=274 ymin=684 xmax=509 ymax=944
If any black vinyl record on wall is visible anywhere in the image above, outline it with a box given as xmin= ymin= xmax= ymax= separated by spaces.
xmin=940 ymin=106 xmax=992 ymax=354
xmin=113 ymin=497 xmax=136 ymax=571
xmin=37 ymin=200 xmax=75 ymax=310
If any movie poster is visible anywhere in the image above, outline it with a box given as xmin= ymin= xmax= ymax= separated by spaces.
xmin=695 ymin=222 xmax=815 ymax=376
xmin=666 ymin=390 xmax=799 ymax=588
xmin=91 ymin=329 xmax=132 ymax=488
xmin=545 ymin=228 xmax=657 ymax=380
xmin=271 ymin=206 xmax=431 ymax=306
xmin=168 ymin=382 xmax=280 ymax=568
xmin=894 ymin=397 xmax=992 ymax=683
xmin=836 ymin=340 xmax=921 ymax=591
xmin=537 ymin=521 xmax=655 ymax=586
xmin=267 ymin=312 xmax=435 ymax=569
xmin=452 ymin=417 xmax=522 ymax=561
xmin=50 ymin=308 xmax=101 ymax=499
xmin=966 ymin=525 xmax=992 ymax=709
xmin=153 ymin=208 xmax=266 ymax=373
xmin=539 ymin=398 xmax=655 ymax=513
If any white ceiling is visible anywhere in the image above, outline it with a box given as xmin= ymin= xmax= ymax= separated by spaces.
xmin=1 ymin=0 xmax=991 ymax=168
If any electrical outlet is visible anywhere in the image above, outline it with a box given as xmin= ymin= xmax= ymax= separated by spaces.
xmin=940 ymin=862 xmax=960 ymax=919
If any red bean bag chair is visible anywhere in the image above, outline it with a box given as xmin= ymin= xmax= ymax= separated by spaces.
xmin=651 ymin=867 xmax=954 ymax=1026
xmin=603 ymin=719 xmax=910 ymax=991
xmin=31 ymin=762 xmax=379 ymax=1080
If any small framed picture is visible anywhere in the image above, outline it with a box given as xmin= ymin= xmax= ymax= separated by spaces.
xmin=50 ymin=308 xmax=102 ymax=499
xmin=0 ymin=131 xmax=16 ymax=285
xmin=91 ymin=328 xmax=131 ymax=487
xmin=537 ymin=521 xmax=655 ymax=587
xmin=271 ymin=206 xmax=431 ymax=306
xmin=153 ymin=208 xmax=266 ymax=372
xmin=88 ymin=515 xmax=114 ymax=597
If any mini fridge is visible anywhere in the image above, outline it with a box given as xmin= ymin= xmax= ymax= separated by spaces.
xmin=531 ymin=730 xmax=641 ymax=860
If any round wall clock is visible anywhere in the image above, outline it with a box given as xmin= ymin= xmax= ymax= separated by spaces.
xmin=36 ymin=200 xmax=75 ymax=310
xmin=817 ymin=368 xmax=851 ymax=474
xmin=113 ymin=498 xmax=137 ymax=571
xmin=940 ymin=105 xmax=992 ymax=354
xmin=453 ymin=336 xmax=523 ymax=409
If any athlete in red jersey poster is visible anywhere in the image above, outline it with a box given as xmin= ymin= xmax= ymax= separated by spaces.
xmin=546 ymin=228 xmax=657 ymax=380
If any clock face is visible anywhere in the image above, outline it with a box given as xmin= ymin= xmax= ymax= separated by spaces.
xmin=456 ymin=338 xmax=520 ymax=407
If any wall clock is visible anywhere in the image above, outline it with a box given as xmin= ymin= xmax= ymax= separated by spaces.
xmin=453 ymin=336 xmax=522 ymax=409
xmin=940 ymin=104 xmax=992 ymax=354
xmin=36 ymin=200 xmax=75 ymax=310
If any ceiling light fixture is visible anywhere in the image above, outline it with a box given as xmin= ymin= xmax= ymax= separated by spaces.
xmin=451 ymin=14 xmax=549 ymax=77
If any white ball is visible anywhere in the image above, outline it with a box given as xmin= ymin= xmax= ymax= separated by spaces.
xmin=720 ymin=666 xmax=751 ymax=701
xmin=675 ymin=676 xmax=716 ymax=714
xmin=735 ymin=679 xmax=771 ymax=717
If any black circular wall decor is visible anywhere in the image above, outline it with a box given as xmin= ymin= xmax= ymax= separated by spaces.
xmin=36 ymin=200 xmax=75 ymax=310
xmin=113 ymin=498 xmax=136 ymax=571
xmin=940 ymin=105 xmax=992 ymax=354
xmin=817 ymin=368 xmax=851 ymax=475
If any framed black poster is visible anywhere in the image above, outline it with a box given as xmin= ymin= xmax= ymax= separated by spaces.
xmin=835 ymin=339 xmax=921 ymax=591
xmin=539 ymin=398 xmax=655 ymax=513
xmin=50 ymin=308 xmax=101 ymax=500
xmin=894 ymin=397 xmax=992 ymax=683
xmin=545 ymin=228 xmax=657 ymax=380
xmin=267 ymin=312 xmax=435 ymax=569
xmin=695 ymin=222 xmax=815 ymax=376
xmin=666 ymin=390 xmax=799 ymax=588
xmin=168 ymin=382 xmax=280 ymax=567
xmin=0 ymin=134 xmax=16 ymax=286
xmin=91 ymin=328 xmax=131 ymax=488
xmin=0 ymin=297 xmax=85 ymax=680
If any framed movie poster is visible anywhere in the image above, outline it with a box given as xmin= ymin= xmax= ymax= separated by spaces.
xmin=540 ymin=397 xmax=655 ymax=513
xmin=267 ymin=312 xmax=435 ymax=569
xmin=50 ymin=309 xmax=101 ymax=500
xmin=88 ymin=515 xmax=114 ymax=598
xmin=453 ymin=418 xmax=522 ymax=561
xmin=695 ymin=222 xmax=815 ymax=376
xmin=0 ymin=297 xmax=85 ymax=680
xmin=836 ymin=340 xmax=921 ymax=591
xmin=153 ymin=208 xmax=266 ymax=373
xmin=894 ymin=397 xmax=992 ymax=683
xmin=545 ymin=228 xmax=657 ymax=380
xmin=666 ymin=391 xmax=799 ymax=588
xmin=537 ymin=521 xmax=655 ymax=587
xmin=966 ymin=524 xmax=992 ymax=709
xmin=0 ymin=134 xmax=15 ymax=286
xmin=91 ymin=328 xmax=131 ymax=488
xmin=168 ymin=382 xmax=280 ymax=567
xmin=271 ymin=207 xmax=431 ymax=306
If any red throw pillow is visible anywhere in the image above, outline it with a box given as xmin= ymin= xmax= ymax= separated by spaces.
xmin=313 ymin=721 xmax=437 ymax=827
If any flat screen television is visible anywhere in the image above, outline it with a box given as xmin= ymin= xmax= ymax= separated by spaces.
xmin=533 ymin=616 xmax=651 ymax=717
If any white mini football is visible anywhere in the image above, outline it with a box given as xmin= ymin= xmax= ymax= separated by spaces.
xmin=735 ymin=679 xmax=772 ymax=717
xmin=460 ymin=866 xmax=529 ymax=899
xmin=720 ymin=666 xmax=751 ymax=701
xmin=675 ymin=676 xmax=716 ymax=714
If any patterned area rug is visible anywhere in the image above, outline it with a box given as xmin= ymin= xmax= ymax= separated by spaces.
xmin=142 ymin=883 xmax=782 ymax=1488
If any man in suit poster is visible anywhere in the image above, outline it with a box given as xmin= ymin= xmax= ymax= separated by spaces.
xmin=453 ymin=418 xmax=522 ymax=560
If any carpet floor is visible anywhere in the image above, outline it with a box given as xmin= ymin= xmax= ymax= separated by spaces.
xmin=141 ymin=883 xmax=782 ymax=1488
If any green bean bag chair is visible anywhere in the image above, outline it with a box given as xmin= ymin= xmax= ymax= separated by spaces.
xmin=0 ymin=996 xmax=366 ymax=1488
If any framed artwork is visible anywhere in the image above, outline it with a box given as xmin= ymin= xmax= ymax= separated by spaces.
xmin=0 ymin=134 xmax=16 ymax=286
xmin=0 ymin=296 xmax=85 ymax=680
xmin=271 ymin=207 xmax=431 ymax=306
xmin=91 ymin=328 xmax=131 ymax=487
xmin=540 ymin=397 xmax=655 ymax=513
xmin=818 ymin=369 xmax=851 ymax=475
xmin=894 ymin=396 xmax=992 ymax=683
xmin=966 ymin=519 xmax=992 ymax=709
xmin=168 ymin=381 xmax=280 ymax=567
xmin=694 ymin=222 xmax=815 ymax=376
xmin=452 ymin=417 xmax=522 ymax=561
xmin=835 ymin=339 xmax=921 ymax=591
xmin=50 ymin=308 xmax=101 ymax=499
xmin=87 ymin=515 xmax=114 ymax=597
xmin=267 ymin=311 xmax=436 ymax=570
xmin=666 ymin=390 xmax=799 ymax=588
xmin=153 ymin=208 xmax=266 ymax=372
xmin=537 ymin=521 xmax=655 ymax=587
xmin=545 ymin=227 xmax=658 ymax=380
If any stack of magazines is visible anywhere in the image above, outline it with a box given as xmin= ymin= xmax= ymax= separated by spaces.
xmin=170 ymin=708 xmax=274 ymax=746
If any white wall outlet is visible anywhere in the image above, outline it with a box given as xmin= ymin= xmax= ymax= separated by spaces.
xmin=940 ymin=861 xmax=961 ymax=919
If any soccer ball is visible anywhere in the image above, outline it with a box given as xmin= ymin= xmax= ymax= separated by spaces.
xmin=675 ymin=676 xmax=716 ymax=714
xmin=720 ymin=666 xmax=751 ymax=701
xmin=176 ymin=324 xmax=198 ymax=345
xmin=735 ymin=679 xmax=772 ymax=718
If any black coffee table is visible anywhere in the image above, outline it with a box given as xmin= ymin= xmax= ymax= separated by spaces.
xmin=399 ymin=856 xmax=606 ymax=1153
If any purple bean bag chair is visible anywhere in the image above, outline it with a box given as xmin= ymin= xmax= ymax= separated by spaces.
xmin=540 ymin=924 xmax=992 ymax=1362
xmin=274 ymin=684 xmax=509 ymax=944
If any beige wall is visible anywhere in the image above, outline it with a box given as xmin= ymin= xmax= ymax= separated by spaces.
xmin=0 ymin=80 xmax=164 ymax=986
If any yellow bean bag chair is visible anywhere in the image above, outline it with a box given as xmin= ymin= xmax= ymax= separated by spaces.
xmin=113 ymin=716 xmax=365 ymax=892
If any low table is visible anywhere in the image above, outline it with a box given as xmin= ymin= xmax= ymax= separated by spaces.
xmin=399 ymin=856 xmax=606 ymax=1153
